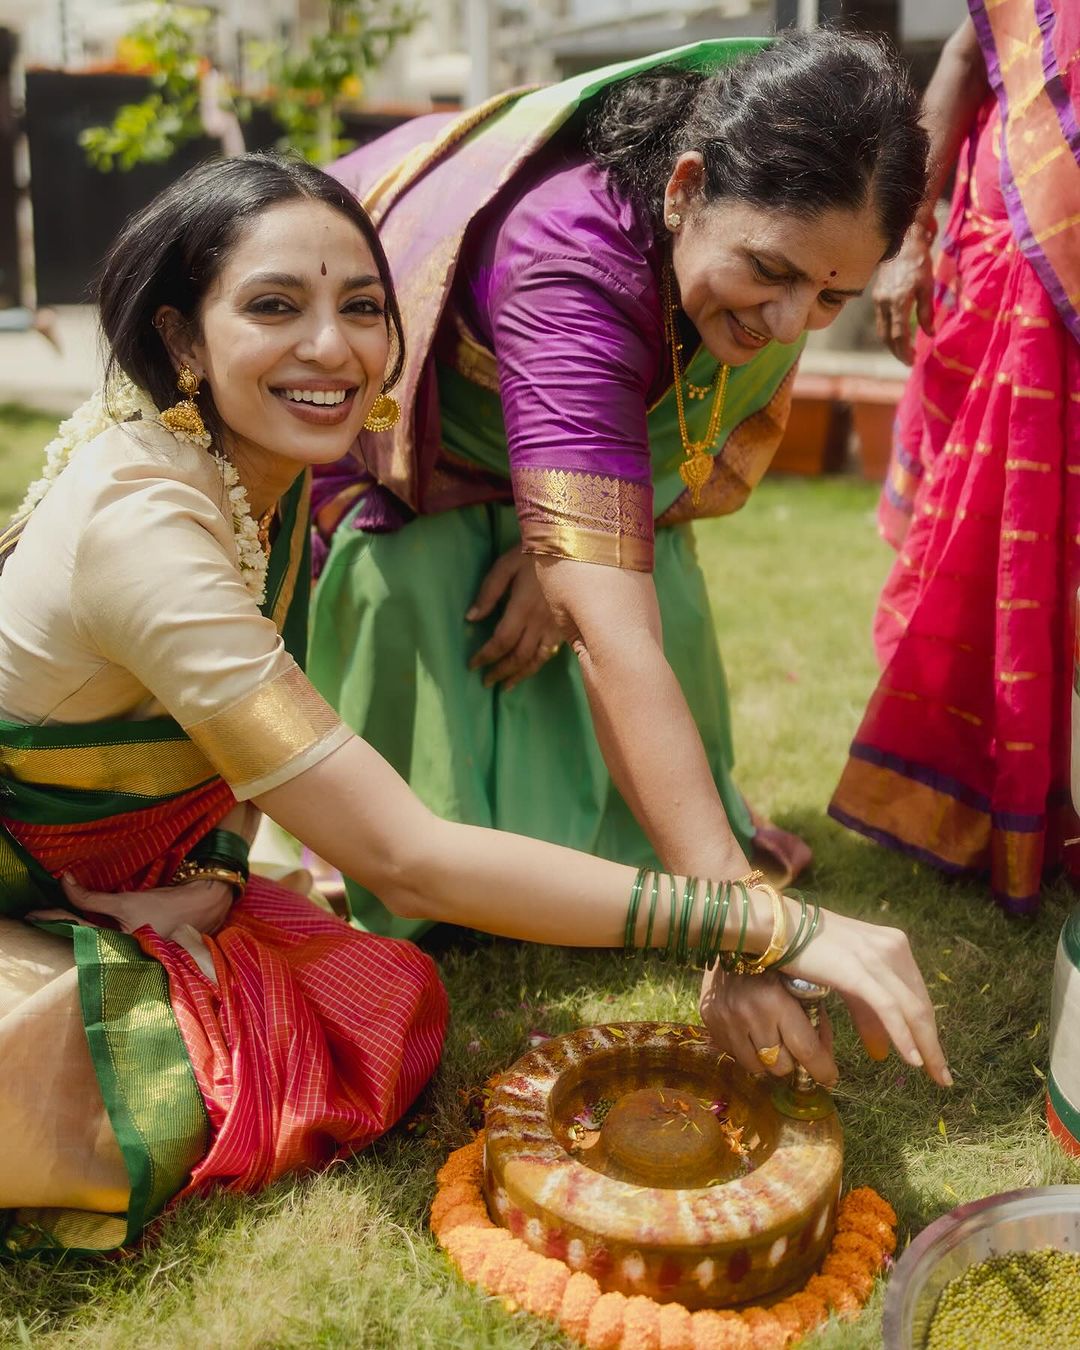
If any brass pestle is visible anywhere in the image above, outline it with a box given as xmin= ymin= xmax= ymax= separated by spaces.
xmin=771 ymin=976 xmax=837 ymax=1120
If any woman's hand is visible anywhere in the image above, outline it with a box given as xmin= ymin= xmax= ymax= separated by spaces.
xmin=28 ymin=872 xmax=235 ymax=940
xmin=873 ymin=227 xmax=935 ymax=366
xmin=700 ymin=967 xmax=839 ymax=1085
xmin=466 ymin=547 xmax=565 ymax=692
xmin=701 ymin=905 xmax=952 ymax=1089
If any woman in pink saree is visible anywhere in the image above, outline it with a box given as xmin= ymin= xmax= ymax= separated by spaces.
xmin=831 ymin=1 xmax=1080 ymax=913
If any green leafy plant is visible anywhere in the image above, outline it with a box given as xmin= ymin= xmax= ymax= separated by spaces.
xmin=79 ymin=4 xmax=217 ymax=171
xmin=252 ymin=0 xmax=420 ymax=163
xmin=80 ymin=0 xmax=421 ymax=172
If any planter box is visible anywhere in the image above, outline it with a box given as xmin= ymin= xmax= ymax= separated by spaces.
xmin=837 ymin=375 xmax=906 ymax=482
xmin=770 ymin=372 xmax=850 ymax=476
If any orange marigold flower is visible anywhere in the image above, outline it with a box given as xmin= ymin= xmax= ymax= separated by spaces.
xmin=805 ymin=1274 xmax=862 ymax=1318
xmin=521 ymin=1256 xmax=571 ymax=1319
xmin=444 ymin=1228 xmax=499 ymax=1281
xmin=821 ymin=1252 xmax=875 ymax=1300
xmin=768 ymin=1300 xmax=804 ymax=1343
xmin=835 ymin=1209 xmax=896 ymax=1255
xmin=585 ymin=1290 xmax=629 ymax=1350
xmin=436 ymin=1135 xmax=484 ymax=1180
xmin=622 ymin=1293 xmax=661 ymax=1350
xmin=739 ymin=1307 xmax=787 ymax=1348
xmin=690 ymin=1308 xmax=753 ymax=1349
xmin=431 ymin=1201 xmax=489 ymax=1238
xmin=502 ymin=1247 xmax=549 ymax=1309
xmin=560 ymin=1270 xmax=604 ymax=1341
xmin=657 ymin=1300 xmax=694 ymax=1350
xmin=831 ymin=1230 xmax=884 ymax=1270
xmin=781 ymin=1291 xmax=828 ymax=1335
xmin=478 ymin=1234 xmax=521 ymax=1289
xmin=430 ymin=1181 xmax=481 ymax=1227
xmin=843 ymin=1187 xmax=896 ymax=1227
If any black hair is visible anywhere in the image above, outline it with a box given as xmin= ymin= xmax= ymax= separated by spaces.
xmin=96 ymin=152 xmax=405 ymax=434
xmin=586 ymin=28 xmax=929 ymax=258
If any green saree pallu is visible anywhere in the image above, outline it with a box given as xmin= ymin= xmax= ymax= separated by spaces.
xmin=311 ymin=40 xmax=803 ymax=937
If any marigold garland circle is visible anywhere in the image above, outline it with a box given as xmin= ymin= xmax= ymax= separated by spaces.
xmin=431 ymin=1132 xmax=897 ymax=1349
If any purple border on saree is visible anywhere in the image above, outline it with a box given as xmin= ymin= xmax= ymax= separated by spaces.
xmin=970 ymin=0 xmax=1080 ymax=343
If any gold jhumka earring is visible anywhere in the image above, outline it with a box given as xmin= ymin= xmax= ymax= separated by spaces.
xmin=160 ymin=364 xmax=207 ymax=441
xmin=363 ymin=391 xmax=401 ymax=432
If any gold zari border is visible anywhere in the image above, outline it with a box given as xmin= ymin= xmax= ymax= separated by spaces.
xmin=0 ymin=737 xmax=215 ymax=797
xmin=185 ymin=665 xmax=346 ymax=793
xmin=521 ymin=523 xmax=652 ymax=572
xmin=513 ymin=467 xmax=653 ymax=570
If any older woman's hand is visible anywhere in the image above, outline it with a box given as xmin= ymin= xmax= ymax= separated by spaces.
xmin=466 ymin=546 xmax=566 ymax=692
xmin=700 ymin=967 xmax=839 ymax=1085
xmin=873 ymin=226 xmax=936 ymax=366
xmin=701 ymin=905 xmax=952 ymax=1089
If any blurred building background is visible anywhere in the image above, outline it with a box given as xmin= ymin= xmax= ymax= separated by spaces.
xmin=0 ymin=0 xmax=971 ymax=465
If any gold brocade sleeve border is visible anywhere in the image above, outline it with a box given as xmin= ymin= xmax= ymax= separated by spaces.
xmin=185 ymin=664 xmax=351 ymax=799
xmin=512 ymin=467 xmax=654 ymax=573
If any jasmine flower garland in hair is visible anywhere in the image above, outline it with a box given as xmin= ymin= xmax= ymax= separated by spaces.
xmin=13 ymin=373 xmax=269 ymax=605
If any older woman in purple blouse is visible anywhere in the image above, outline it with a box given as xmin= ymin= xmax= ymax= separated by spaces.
xmin=309 ymin=31 xmax=931 ymax=1086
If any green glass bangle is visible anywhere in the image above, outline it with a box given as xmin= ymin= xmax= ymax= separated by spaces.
xmin=777 ymin=893 xmax=821 ymax=967
xmin=695 ymin=882 xmax=719 ymax=968
xmin=719 ymin=882 xmax=751 ymax=972
xmin=778 ymin=891 xmax=808 ymax=965
xmin=643 ymin=871 xmax=661 ymax=955
xmin=659 ymin=873 xmax=679 ymax=963
xmin=624 ymin=866 xmax=648 ymax=954
xmin=676 ymin=876 xmax=697 ymax=967
xmin=707 ymin=882 xmax=732 ymax=969
xmin=189 ymin=828 xmax=250 ymax=881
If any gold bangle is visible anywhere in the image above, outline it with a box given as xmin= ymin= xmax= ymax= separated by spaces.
xmin=730 ymin=880 xmax=788 ymax=976
xmin=170 ymin=860 xmax=246 ymax=895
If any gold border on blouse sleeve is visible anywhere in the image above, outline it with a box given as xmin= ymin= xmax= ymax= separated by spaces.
xmin=185 ymin=665 xmax=346 ymax=792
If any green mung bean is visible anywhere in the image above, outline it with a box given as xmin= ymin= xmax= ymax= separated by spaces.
xmin=926 ymin=1247 xmax=1080 ymax=1350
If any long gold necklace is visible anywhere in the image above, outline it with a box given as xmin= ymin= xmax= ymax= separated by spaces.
xmin=663 ymin=262 xmax=730 ymax=506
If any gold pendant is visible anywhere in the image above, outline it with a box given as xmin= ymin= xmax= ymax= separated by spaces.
xmin=679 ymin=451 xmax=713 ymax=506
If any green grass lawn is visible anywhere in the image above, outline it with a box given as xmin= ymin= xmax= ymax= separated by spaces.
xmin=1 ymin=411 xmax=1078 ymax=1349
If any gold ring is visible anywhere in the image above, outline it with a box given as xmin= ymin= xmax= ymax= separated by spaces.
xmin=756 ymin=1043 xmax=782 ymax=1068
xmin=543 ymin=643 xmax=562 ymax=659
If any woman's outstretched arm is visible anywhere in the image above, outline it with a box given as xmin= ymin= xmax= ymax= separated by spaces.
xmin=254 ymin=733 xmax=951 ymax=1087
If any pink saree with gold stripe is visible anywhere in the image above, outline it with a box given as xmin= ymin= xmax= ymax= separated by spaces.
xmin=830 ymin=0 xmax=1080 ymax=913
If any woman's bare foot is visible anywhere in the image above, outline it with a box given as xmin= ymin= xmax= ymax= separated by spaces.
xmin=747 ymin=807 xmax=812 ymax=889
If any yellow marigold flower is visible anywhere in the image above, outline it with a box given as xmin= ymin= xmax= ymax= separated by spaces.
xmin=560 ymin=1270 xmax=604 ymax=1341
xmin=657 ymin=1300 xmax=694 ymax=1350
xmin=585 ymin=1290 xmax=629 ymax=1350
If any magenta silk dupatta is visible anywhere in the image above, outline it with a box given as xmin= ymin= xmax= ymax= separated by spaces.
xmin=831 ymin=0 xmax=1080 ymax=913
